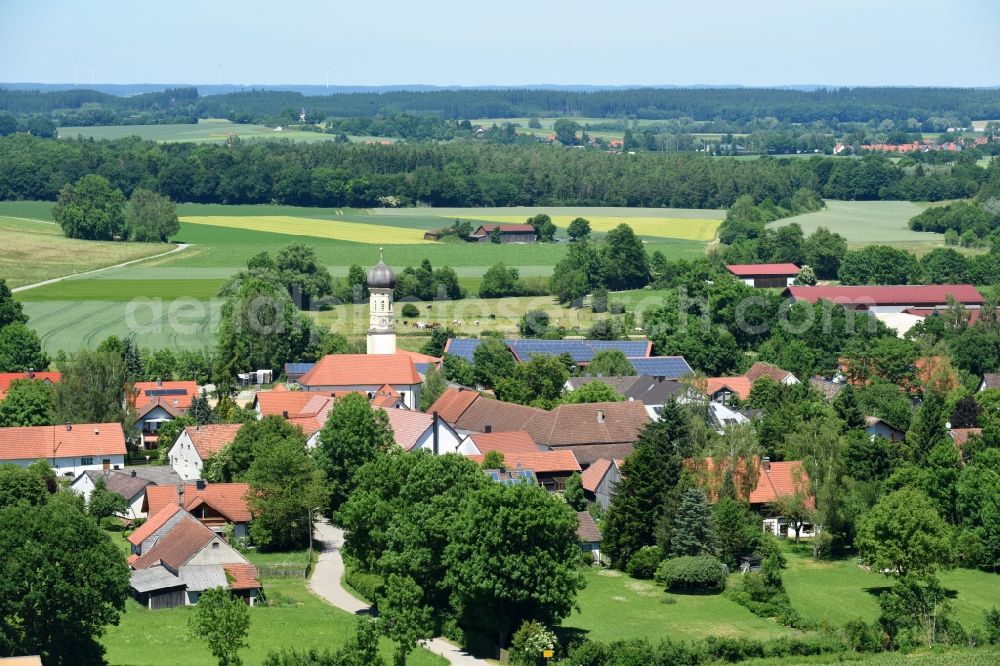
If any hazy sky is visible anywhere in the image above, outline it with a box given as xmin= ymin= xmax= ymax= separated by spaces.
xmin=1 ymin=0 xmax=998 ymax=87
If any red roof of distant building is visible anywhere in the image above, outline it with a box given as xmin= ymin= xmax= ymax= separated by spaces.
xmin=146 ymin=483 xmax=251 ymax=523
xmin=948 ymin=428 xmax=982 ymax=447
xmin=132 ymin=513 xmax=216 ymax=571
xmin=579 ymin=457 xmax=615 ymax=493
xmin=370 ymin=384 xmax=403 ymax=408
xmin=0 ymin=372 xmax=61 ymax=401
xmin=472 ymin=223 xmax=536 ymax=234
xmin=224 ymin=563 xmax=261 ymax=590
xmin=695 ymin=458 xmax=813 ymax=508
xmin=702 ymin=377 xmax=753 ymax=400
xmin=466 ymin=430 xmax=581 ymax=474
xmin=381 ymin=408 xmax=434 ymax=450
xmin=786 ymin=284 xmax=984 ymax=307
xmin=0 ymin=422 xmax=126 ymax=461
xmin=184 ymin=424 xmax=244 ymax=461
xmin=133 ymin=381 xmax=199 ymax=412
xmin=397 ymin=350 xmax=443 ymax=367
xmin=255 ymin=391 xmax=333 ymax=418
xmin=299 ymin=354 xmax=421 ymax=387
xmin=129 ymin=503 xmax=182 ymax=546
xmin=726 ymin=263 xmax=800 ymax=277
xmin=427 ymin=387 xmax=481 ymax=423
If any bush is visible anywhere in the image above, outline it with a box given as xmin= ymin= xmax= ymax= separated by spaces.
xmin=626 ymin=545 xmax=664 ymax=580
xmin=401 ymin=303 xmax=419 ymax=318
xmin=343 ymin=566 xmax=383 ymax=603
xmin=844 ymin=619 xmax=884 ymax=653
xmin=655 ymin=555 xmax=726 ymax=594
xmin=509 ymin=620 xmax=556 ymax=666
xmin=985 ymin=607 xmax=1000 ymax=644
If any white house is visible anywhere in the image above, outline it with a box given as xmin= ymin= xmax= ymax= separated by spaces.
xmin=168 ymin=424 xmax=244 ymax=481
xmin=0 ymin=422 xmax=127 ymax=477
xmin=71 ymin=469 xmax=153 ymax=519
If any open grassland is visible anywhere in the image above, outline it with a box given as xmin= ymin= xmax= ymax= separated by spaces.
xmin=563 ymin=568 xmax=793 ymax=643
xmin=0 ymin=216 xmax=172 ymax=288
xmin=782 ymin=547 xmax=1000 ymax=629
xmin=100 ymin=577 xmax=445 ymax=666
xmin=180 ymin=215 xmax=434 ymax=244
xmin=771 ymin=200 xmax=942 ymax=249
xmin=0 ymin=200 xmax=55 ymax=221
xmin=57 ymin=118 xmax=362 ymax=144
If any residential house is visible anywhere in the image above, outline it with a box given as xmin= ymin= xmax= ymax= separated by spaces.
xmin=784 ymin=284 xmax=984 ymax=313
xmin=428 ymin=387 xmax=650 ymax=466
xmin=168 ymin=424 xmax=244 ymax=481
xmin=697 ymin=363 xmax=798 ymax=406
xmin=461 ymin=430 xmax=581 ymax=491
xmin=948 ymin=427 xmax=983 ymax=449
xmin=809 ymin=377 xmax=845 ymax=402
xmin=980 ymin=373 xmax=1000 ymax=392
xmin=298 ymin=353 xmax=422 ymax=410
xmin=467 ymin=223 xmax=537 ymax=243
xmin=71 ymin=469 xmax=155 ymax=519
xmin=564 ymin=375 xmax=690 ymax=419
xmin=579 ymin=457 xmax=622 ymax=510
xmin=726 ymin=263 xmax=800 ymax=288
xmin=865 ymin=417 xmax=905 ymax=442
xmin=131 ymin=380 xmax=199 ymax=449
xmin=0 ymin=370 xmax=60 ymax=401
xmin=283 ymin=362 xmax=314 ymax=383
xmin=129 ymin=508 xmax=260 ymax=608
xmin=145 ymin=481 xmax=251 ymax=538
xmin=0 ymin=422 xmax=126 ymax=477
xmin=746 ymin=362 xmax=799 ymax=386
xmin=576 ymin=511 xmax=603 ymax=563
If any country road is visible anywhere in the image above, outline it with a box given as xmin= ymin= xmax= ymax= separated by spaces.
xmin=308 ymin=518 xmax=490 ymax=666
xmin=11 ymin=243 xmax=190 ymax=293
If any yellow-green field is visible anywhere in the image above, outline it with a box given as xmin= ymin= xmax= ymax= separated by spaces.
xmin=180 ymin=215 xmax=433 ymax=244
xmin=459 ymin=215 xmax=721 ymax=241
xmin=0 ymin=216 xmax=172 ymax=288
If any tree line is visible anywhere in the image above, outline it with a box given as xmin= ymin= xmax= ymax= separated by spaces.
xmin=1 ymin=134 xmax=994 ymax=208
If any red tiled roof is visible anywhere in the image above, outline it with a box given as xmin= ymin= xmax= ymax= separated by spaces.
xmin=299 ymin=353 xmax=421 ymax=387
xmin=576 ymin=511 xmax=602 ymax=543
xmin=224 ymin=563 xmax=261 ymax=590
xmin=0 ymin=372 xmax=61 ymax=401
xmin=726 ymin=263 xmax=800 ymax=277
xmin=579 ymin=458 xmax=614 ymax=493
xmin=695 ymin=458 xmax=813 ymax=508
xmin=472 ymin=223 xmax=536 ymax=235
xmin=132 ymin=514 xmax=215 ymax=571
xmin=0 ymin=422 xmax=126 ymax=461
xmin=133 ymin=381 xmax=198 ymax=412
xmin=129 ymin=503 xmax=182 ymax=546
xmin=746 ymin=362 xmax=794 ymax=384
xmin=371 ymin=384 xmax=403 ymax=408
xmin=255 ymin=391 xmax=328 ymax=417
xmin=469 ymin=443 xmax=580 ymax=475
xmin=702 ymin=377 xmax=753 ymax=400
xmin=948 ymin=428 xmax=982 ymax=447
xmin=427 ymin=387 xmax=480 ymax=423
xmin=185 ymin=424 xmax=244 ymax=460
xmin=146 ymin=483 xmax=252 ymax=523
xmin=381 ymin=408 xmax=432 ymax=450
xmin=785 ymin=284 xmax=984 ymax=307
xmin=398 ymin=350 xmax=442 ymax=366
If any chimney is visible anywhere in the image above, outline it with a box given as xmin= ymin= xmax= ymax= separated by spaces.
xmin=196 ymin=479 xmax=206 ymax=491
xmin=484 ymin=424 xmax=492 ymax=433
xmin=65 ymin=422 xmax=72 ymax=431
xmin=282 ymin=410 xmax=289 ymax=419
xmin=94 ymin=429 xmax=100 ymax=436
xmin=176 ymin=484 xmax=185 ymax=507
xmin=131 ymin=469 xmax=137 ymax=477
xmin=762 ymin=456 xmax=771 ymax=472
xmin=28 ymin=368 xmax=35 ymax=379
xmin=156 ymin=377 xmax=162 ymax=387
xmin=597 ymin=409 xmax=605 ymax=423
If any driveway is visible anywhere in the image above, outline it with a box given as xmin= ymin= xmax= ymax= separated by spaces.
xmin=308 ymin=518 xmax=489 ymax=665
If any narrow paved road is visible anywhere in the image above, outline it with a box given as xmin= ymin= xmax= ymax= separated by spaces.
xmin=11 ymin=243 xmax=190 ymax=293
xmin=308 ymin=518 xmax=489 ymax=666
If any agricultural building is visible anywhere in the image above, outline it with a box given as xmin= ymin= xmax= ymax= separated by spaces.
xmin=467 ymin=223 xmax=537 ymax=243
xmin=784 ymin=284 xmax=984 ymax=313
xmin=726 ymin=263 xmax=800 ymax=288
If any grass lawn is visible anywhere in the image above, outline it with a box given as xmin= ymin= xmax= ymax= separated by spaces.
xmin=57 ymin=119 xmax=352 ymax=145
xmin=771 ymin=200 xmax=943 ymax=248
xmin=561 ymin=568 xmax=794 ymax=643
xmin=782 ymin=547 xmax=1000 ymax=629
xmin=0 ymin=200 xmax=55 ymax=221
xmin=101 ymin=577 xmax=446 ymax=666
xmin=0 ymin=216 xmax=173 ymax=288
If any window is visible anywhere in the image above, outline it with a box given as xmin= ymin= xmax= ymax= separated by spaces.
xmin=81 ymin=457 xmax=94 ymax=466
xmin=212 ymin=542 xmax=220 ymax=550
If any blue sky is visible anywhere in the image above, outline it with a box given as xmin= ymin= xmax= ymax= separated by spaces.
xmin=1 ymin=0 xmax=998 ymax=86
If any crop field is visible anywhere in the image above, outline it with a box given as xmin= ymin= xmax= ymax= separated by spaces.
xmin=771 ymin=199 xmax=941 ymax=248
xmin=180 ymin=215 xmax=434 ymax=244
xmin=461 ymin=214 xmax=721 ymax=240
xmin=57 ymin=118 xmax=366 ymax=144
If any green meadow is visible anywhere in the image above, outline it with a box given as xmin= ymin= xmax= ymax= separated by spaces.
xmin=57 ymin=118 xmax=379 ymax=144
xmin=770 ymin=200 xmax=942 ymax=249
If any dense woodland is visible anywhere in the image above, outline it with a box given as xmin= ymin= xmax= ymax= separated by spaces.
xmin=0 ymin=134 xmax=994 ymax=207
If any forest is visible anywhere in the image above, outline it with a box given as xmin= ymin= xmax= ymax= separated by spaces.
xmin=0 ymin=134 xmax=993 ymax=208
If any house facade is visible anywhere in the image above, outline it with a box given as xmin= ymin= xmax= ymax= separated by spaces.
xmin=468 ymin=223 xmax=537 ymax=243
xmin=0 ymin=422 xmax=127 ymax=477
xmin=131 ymin=380 xmax=198 ymax=449
xmin=71 ymin=469 xmax=152 ymax=519
xmin=168 ymin=424 xmax=244 ymax=481
xmin=579 ymin=457 xmax=622 ymax=510
xmin=145 ymin=481 xmax=251 ymax=539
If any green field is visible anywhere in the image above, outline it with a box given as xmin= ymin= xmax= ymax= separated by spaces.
xmin=100 ymin=577 xmax=445 ymax=666
xmin=771 ymin=200 xmax=942 ymax=249
xmin=564 ymin=568 xmax=793 ymax=643
xmin=57 ymin=118 xmax=383 ymax=144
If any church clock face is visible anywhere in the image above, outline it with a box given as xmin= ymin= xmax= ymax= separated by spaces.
xmin=378 ymin=316 xmax=389 ymax=327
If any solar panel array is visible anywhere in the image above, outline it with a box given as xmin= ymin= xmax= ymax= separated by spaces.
xmin=284 ymin=363 xmax=315 ymax=374
xmin=627 ymin=357 xmax=694 ymax=379
xmin=446 ymin=338 xmax=650 ymax=363
xmin=143 ymin=388 xmax=189 ymax=396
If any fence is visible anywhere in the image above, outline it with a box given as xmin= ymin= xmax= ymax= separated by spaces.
xmin=256 ymin=563 xmax=309 ymax=578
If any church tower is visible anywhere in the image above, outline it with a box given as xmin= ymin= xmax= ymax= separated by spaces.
xmin=366 ymin=248 xmax=396 ymax=355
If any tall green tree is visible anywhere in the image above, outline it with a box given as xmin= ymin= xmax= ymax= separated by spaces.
xmin=52 ymin=174 xmax=128 ymax=241
xmin=378 ymin=574 xmax=434 ymax=666
xmin=603 ymin=399 xmax=689 ymax=567
xmin=567 ymin=217 xmax=591 ymax=241
xmin=478 ymin=262 xmax=522 ymax=298
xmin=0 ymin=279 xmax=26 ymax=329
xmin=445 ymin=482 xmax=584 ymax=646
xmin=586 ymin=350 xmax=635 ymax=377
xmin=563 ymin=472 xmax=587 ymax=511
xmin=561 ymin=381 xmax=623 ymax=404
xmin=188 ymin=586 xmax=251 ymax=666
xmin=0 ymin=463 xmax=50 ymax=508
xmin=472 ymin=339 xmax=516 ymax=389
xmin=203 ymin=415 xmax=302 ymax=483
xmin=53 ymin=349 xmax=128 ymax=426
xmin=276 ymin=243 xmax=334 ymax=306
xmin=669 ymin=487 xmax=717 ymax=557
xmin=315 ymin=393 xmax=396 ymax=514
xmin=599 ymin=224 xmax=649 ymax=290
xmin=0 ymin=378 xmax=54 ymax=427
xmin=0 ymin=493 xmax=129 ymax=665
xmin=855 ymin=488 xmax=953 ymax=578
xmin=803 ymin=226 xmax=848 ymax=279
xmin=88 ymin=476 xmax=129 ymax=525
xmin=0 ymin=322 xmax=48 ymax=373
xmin=125 ymin=188 xmax=180 ymax=242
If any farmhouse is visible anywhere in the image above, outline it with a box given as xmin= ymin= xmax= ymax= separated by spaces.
xmin=145 ymin=481 xmax=251 ymax=538
xmin=298 ymin=353 xmax=422 ymax=409
xmin=784 ymin=284 xmax=984 ymax=313
xmin=467 ymin=223 xmax=537 ymax=243
xmin=462 ymin=430 xmax=581 ymax=491
xmin=71 ymin=469 xmax=156 ymax=519
xmin=726 ymin=263 xmax=800 ymax=288
xmin=0 ymin=422 xmax=126 ymax=476
xmin=579 ymin=457 xmax=623 ymax=510
xmin=129 ymin=508 xmax=259 ymax=609
xmin=168 ymin=423 xmax=244 ymax=481
xmin=0 ymin=370 xmax=61 ymax=401
xmin=130 ymin=380 xmax=199 ymax=449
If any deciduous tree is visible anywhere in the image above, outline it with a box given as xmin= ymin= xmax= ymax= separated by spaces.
xmin=188 ymin=586 xmax=251 ymax=666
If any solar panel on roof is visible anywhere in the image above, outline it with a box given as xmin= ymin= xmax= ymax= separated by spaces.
xmin=627 ymin=357 xmax=693 ymax=379
xmin=144 ymin=388 xmax=189 ymax=396
xmin=446 ymin=338 xmax=654 ymax=364
xmin=285 ymin=363 xmax=315 ymax=373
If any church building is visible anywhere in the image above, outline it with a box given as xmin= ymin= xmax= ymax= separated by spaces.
xmin=367 ymin=249 xmax=397 ymax=355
